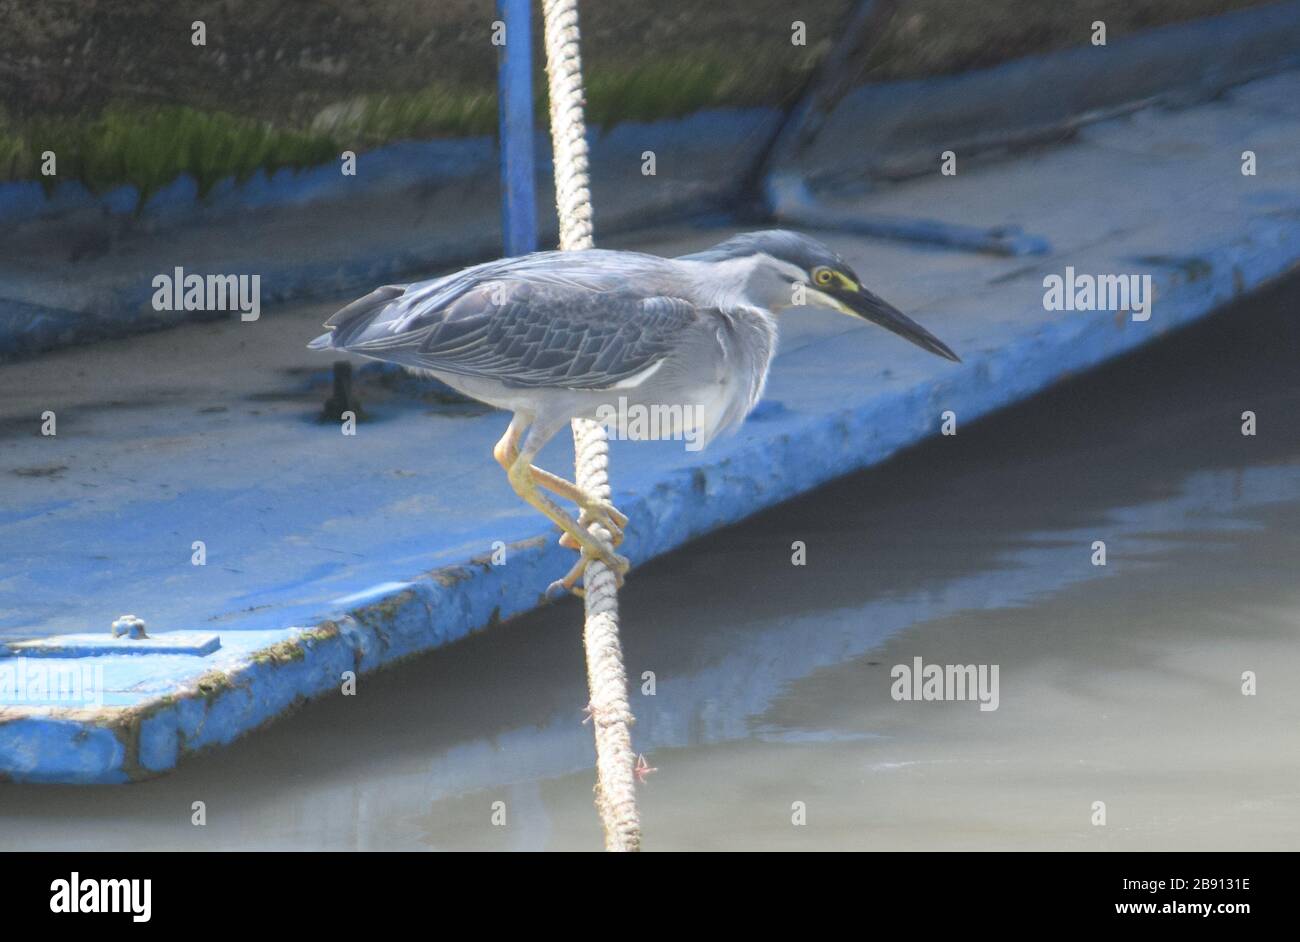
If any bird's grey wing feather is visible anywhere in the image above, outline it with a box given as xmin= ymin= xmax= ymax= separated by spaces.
xmin=324 ymin=284 xmax=407 ymax=330
xmin=318 ymin=265 xmax=702 ymax=390
xmin=413 ymin=283 xmax=698 ymax=389
xmin=309 ymin=284 xmax=407 ymax=349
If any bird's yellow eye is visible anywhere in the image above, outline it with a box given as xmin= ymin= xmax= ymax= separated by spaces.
xmin=813 ymin=268 xmax=834 ymax=286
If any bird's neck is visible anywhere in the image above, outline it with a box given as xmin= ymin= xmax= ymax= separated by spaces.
xmin=681 ymin=255 xmax=792 ymax=315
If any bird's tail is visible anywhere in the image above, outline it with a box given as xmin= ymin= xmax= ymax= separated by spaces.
xmin=307 ymin=284 xmax=408 ymax=351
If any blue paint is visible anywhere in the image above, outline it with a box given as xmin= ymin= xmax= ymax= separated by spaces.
xmin=7 ymin=632 xmax=221 ymax=658
xmin=0 ymin=107 xmax=778 ymax=361
xmin=2 ymin=70 xmax=1299 ymax=784
xmin=4 ymin=205 xmax=1297 ymax=781
xmin=497 ymin=0 xmax=539 ymax=256
xmin=0 ymin=0 xmax=1292 ymax=240
xmin=800 ymin=0 xmax=1300 ymax=183
xmin=766 ymin=173 xmax=1051 ymax=257
xmin=0 ymin=136 xmax=499 ymax=227
xmin=0 ymin=719 xmax=128 ymax=785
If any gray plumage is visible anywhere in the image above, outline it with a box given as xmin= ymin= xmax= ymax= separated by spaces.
xmin=310 ymin=230 xmax=957 ymax=451
xmin=320 ymin=254 xmax=697 ymax=390
xmin=311 ymin=230 xmax=958 ymax=587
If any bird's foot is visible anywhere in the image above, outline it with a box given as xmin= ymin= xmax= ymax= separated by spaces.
xmin=549 ymin=503 xmax=630 ymax=596
xmin=558 ymin=501 xmax=627 ymax=548
xmin=546 ymin=543 xmax=628 ymax=598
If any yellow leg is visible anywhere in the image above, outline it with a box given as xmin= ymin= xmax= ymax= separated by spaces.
xmin=494 ymin=423 xmax=628 ymax=546
xmin=541 ymin=472 xmax=627 ymax=547
xmin=492 ymin=419 xmax=526 ymax=469
xmin=549 ymin=545 xmax=626 ymax=598
xmin=505 ymin=451 xmax=629 ymax=577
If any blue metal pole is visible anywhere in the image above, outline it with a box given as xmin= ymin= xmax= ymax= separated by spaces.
xmin=496 ymin=0 xmax=539 ymax=256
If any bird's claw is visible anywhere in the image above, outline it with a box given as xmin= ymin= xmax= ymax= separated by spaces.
xmin=546 ymin=543 xmax=629 ymax=598
xmin=559 ymin=502 xmax=626 ymax=548
xmin=546 ymin=499 xmax=630 ymax=598
xmin=589 ymin=499 xmax=629 ymax=532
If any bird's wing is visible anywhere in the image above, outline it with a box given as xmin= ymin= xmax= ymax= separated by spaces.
xmin=317 ymin=258 xmax=702 ymax=390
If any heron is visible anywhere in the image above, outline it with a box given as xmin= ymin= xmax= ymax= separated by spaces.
xmin=310 ymin=230 xmax=959 ymax=594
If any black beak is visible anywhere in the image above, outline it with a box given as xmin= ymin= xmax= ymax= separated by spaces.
xmin=842 ymin=285 xmax=961 ymax=363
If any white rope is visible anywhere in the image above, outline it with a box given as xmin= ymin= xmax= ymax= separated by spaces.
xmin=541 ymin=0 xmax=642 ymax=852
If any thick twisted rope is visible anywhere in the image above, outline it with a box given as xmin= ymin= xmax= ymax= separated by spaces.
xmin=541 ymin=0 xmax=642 ymax=852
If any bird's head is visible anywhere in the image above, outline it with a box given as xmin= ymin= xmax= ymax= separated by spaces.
xmin=687 ymin=230 xmax=960 ymax=363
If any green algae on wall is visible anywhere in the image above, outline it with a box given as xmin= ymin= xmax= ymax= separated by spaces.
xmin=0 ymin=0 xmax=1273 ymax=201
xmin=1 ymin=105 xmax=338 ymax=201
xmin=0 ymin=49 xmax=814 ymax=201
